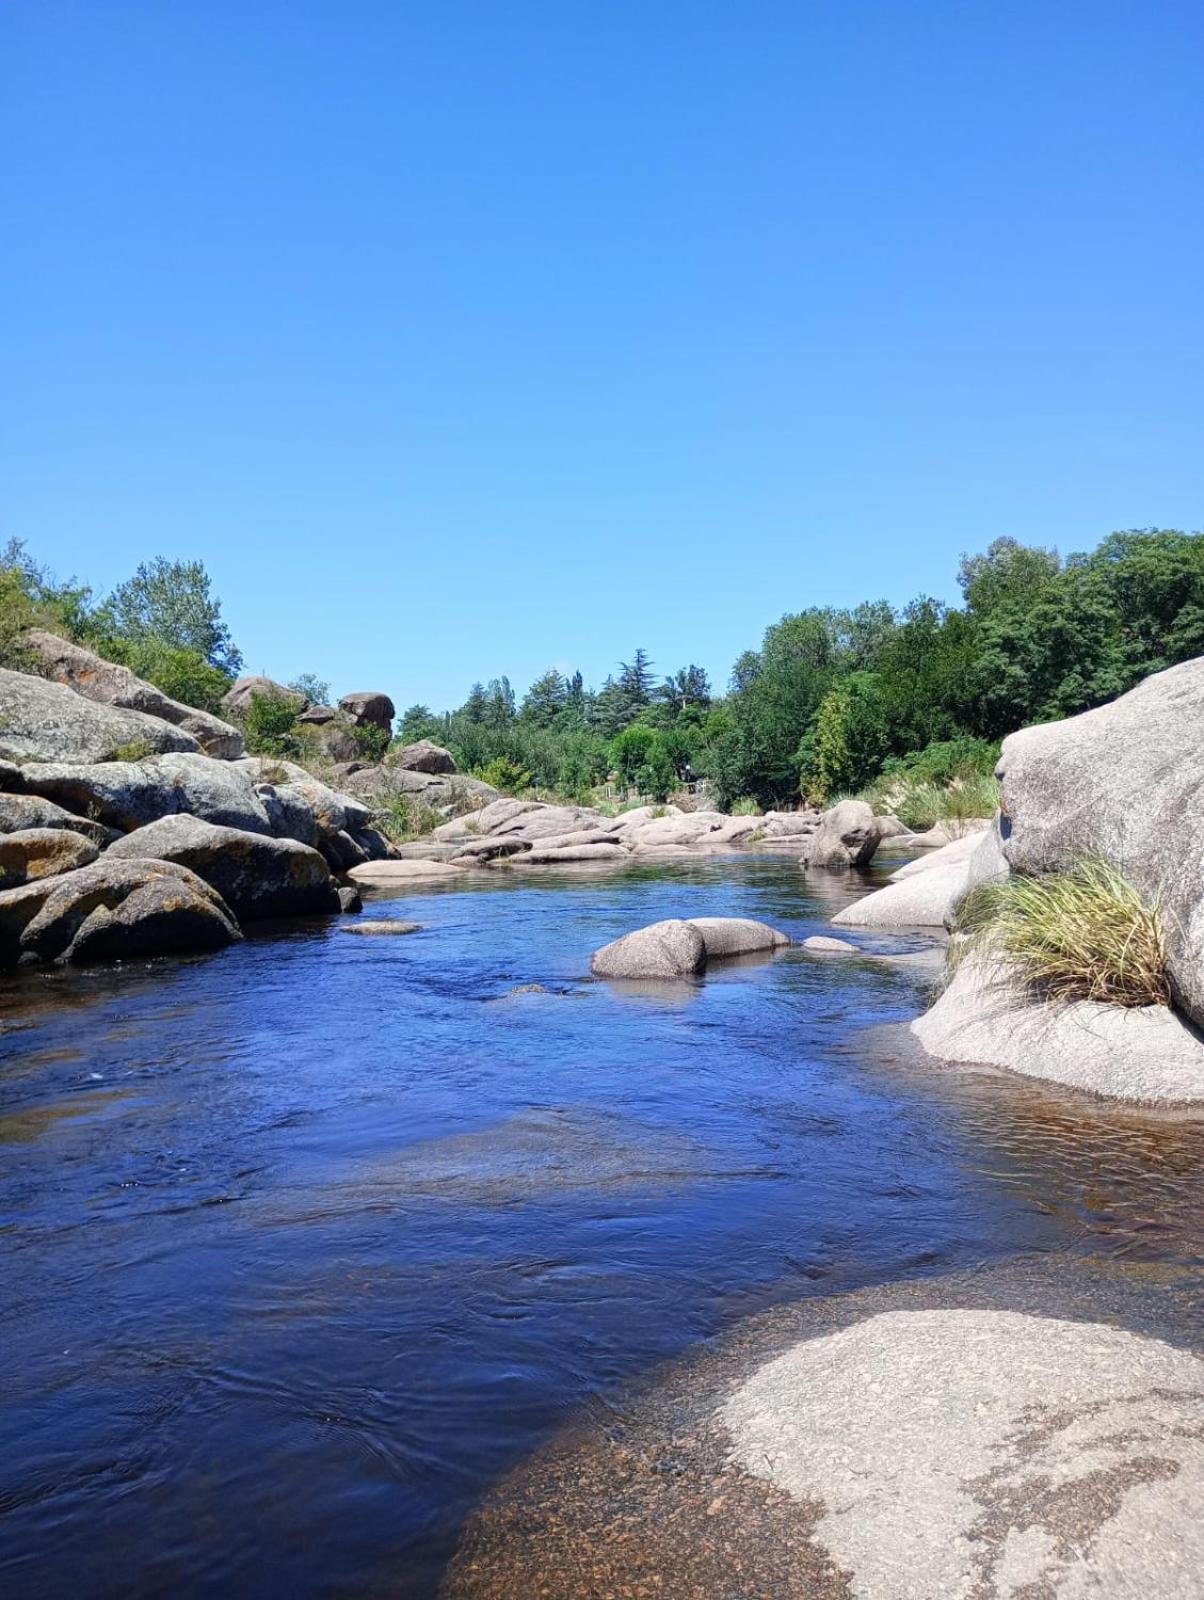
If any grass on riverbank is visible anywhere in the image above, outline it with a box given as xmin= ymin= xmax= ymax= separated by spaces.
xmin=953 ymin=858 xmax=1170 ymax=1008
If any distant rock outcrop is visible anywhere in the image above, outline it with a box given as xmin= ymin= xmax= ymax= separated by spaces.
xmin=338 ymin=691 xmax=395 ymax=731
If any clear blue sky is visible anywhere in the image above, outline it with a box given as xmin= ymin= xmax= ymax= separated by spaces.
xmin=3 ymin=2 xmax=1202 ymax=711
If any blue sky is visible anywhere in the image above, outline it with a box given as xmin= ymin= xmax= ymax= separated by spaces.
xmin=3 ymin=2 xmax=1202 ymax=711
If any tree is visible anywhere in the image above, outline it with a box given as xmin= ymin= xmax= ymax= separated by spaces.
xmin=289 ymin=672 xmax=330 ymax=706
xmin=658 ymin=664 xmax=711 ymax=710
xmin=618 ymin=649 xmax=655 ymax=705
xmin=103 ymin=557 xmax=242 ymax=673
xmin=400 ymin=704 xmax=438 ymax=741
xmin=636 ymin=739 xmax=677 ymax=802
xmin=609 ymin=724 xmax=657 ymax=790
xmin=800 ymin=672 xmax=890 ymax=802
xmin=958 ymin=537 xmax=1061 ymax=616
xmin=521 ymin=668 xmax=567 ymax=725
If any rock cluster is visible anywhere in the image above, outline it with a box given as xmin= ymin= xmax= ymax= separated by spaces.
xmin=0 ymin=649 xmax=408 ymax=967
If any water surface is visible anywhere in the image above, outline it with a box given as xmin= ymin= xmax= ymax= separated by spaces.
xmin=3 ymin=856 xmax=1203 ymax=1598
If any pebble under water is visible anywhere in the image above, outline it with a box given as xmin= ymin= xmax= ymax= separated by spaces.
xmin=2 ymin=854 xmax=1204 ymax=1599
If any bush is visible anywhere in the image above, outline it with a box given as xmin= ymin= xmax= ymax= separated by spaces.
xmin=954 ymin=858 xmax=1170 ymax=1008
xmin=731 ymin=796 xmax=762 ymax=816
xmin=352 ymin=722 xmax=390 ymax=762
xmin=104 ymin=638 xmax=232 ymax=715
xmin=375 ymin=794 xmax=443 ymax=842
xmin=107 ymin=737 xmax=154 ymax=763
xmin=477 ymin=756 xmax=532 ymax=795
xmin=243 ymin=691 xmax=301 ymax=756
xmin=866 ymin=770 xmax=999 ymax=832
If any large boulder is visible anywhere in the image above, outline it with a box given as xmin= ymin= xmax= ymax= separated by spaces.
xmin=342 ymin=764 xmax=498 ymax=815
xmin=20 ymin=753 xmax=273 ymax=835
xmin=998 ymin=657 xmax=1204 ymax=1031
xmin=912 ymin=952 xmax=1204 ymax=1103
xmin=0 ymin=828 xmax=99 ymax=890
xmin=24 ymin=631 xmax=244 ymax=759
xmin=687 ymin=917 xmax=790 ymax=959
xmin=393 ymin=740 xmax=456 ymax=774
xmin=0 ymin=667 xmax=201 ymax=765
xmin=0 ymin=857 xmax=241 ymax=967
xmin=832 ymin=861 xmax=975 ymax=929
xmin=804 ymin=800 xmax=883 ymax=868
xmin=338 ymin=691 xmax=395 ymax=731
xmin=0 ymin=792 xmax=117 ymax=848
xmin=221 ymin=676 xmax=307 ymax=718
xmin=590 ymin=919 xmax=707 ymax=979
xmin=107 ymin=815 xmax=338 ymax=919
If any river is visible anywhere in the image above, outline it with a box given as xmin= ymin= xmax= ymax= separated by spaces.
xmin=3 ymin=854 xmax=1203 ymax=1597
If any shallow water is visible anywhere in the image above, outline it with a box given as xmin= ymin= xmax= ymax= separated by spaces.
xmin=2 ymin=855 xmax=1204 ymax=1598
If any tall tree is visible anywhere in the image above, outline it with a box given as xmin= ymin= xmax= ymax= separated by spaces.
xmin=103 ymin=557 xmax=242 ymax=673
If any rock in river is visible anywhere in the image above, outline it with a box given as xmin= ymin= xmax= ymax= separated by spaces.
xmin=0 ymin=857 xmax=241 ymax=967
xmin=106 ymin=815 xmax=339 ymax=920
xmin=591 ymin=917 xmax=790 ymax=979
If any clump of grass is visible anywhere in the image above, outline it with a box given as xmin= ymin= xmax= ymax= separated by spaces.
xmin=731 ymin=796 xmax=762 ymax=816
xmin=954 ymin=858 xmax=1170 ymax=1009
xmin=866 ymin=771 xmax=999 ymax=833
xmin=375 ymin=793 xmax=443 ymax=843
xmin=108 ymin=737 xmax=153 ymax=763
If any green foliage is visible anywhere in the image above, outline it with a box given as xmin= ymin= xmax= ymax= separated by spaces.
xmin=103 ymin=637 xmax=232 ymax=714
xmin=0 ymin=540 xmax=94 ymax=668
xmin=477 ymin=756 xmax=532 ymax=795
xmin=107 ymin=737 xmax=153 ymax=763
xmin=352 ymin=721 xmax=390 ymax=762
xmin=801 ymin=672 xmax=890 ymax=803
xmin=375 ymin=793 xmax=443 ymax=842
xmin=878 ymin=736 xmax=1000 ymax=785
xmin=243 ymin=690 xmax=301 ymax=756
xmin=635 ymin=741 xmax=676 ymax=802
xmin=730 ymin=796 xmax=762 ymax=816
xmin=99 ymin=557 xmax=242 ymax=673
xmin=289 ymin=672 xmax=330 ymax=705
xmin=608 ymin=724 xmax=657 ymax=789
xmin=954 ymin=859 xmax=1169 ymax=1008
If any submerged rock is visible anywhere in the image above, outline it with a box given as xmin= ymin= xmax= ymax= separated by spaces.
xmin=722 ymin=1308 xmax=1204 ymax=1598
xmin=802 ymin=934 xmax=860 ymax=954
xmin=0 ymin=857 xmax=241 ymax=967
xmin=339 ymin=919 xmax=421 ymax=936
xmin=106 ymin=815 xmax=338 ymax=920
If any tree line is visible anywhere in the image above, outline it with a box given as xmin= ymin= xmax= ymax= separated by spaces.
xmin=4 ymin=528 xmax=1203 ymax=807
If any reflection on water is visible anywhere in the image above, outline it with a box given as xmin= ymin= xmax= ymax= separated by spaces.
xmin=1 ymin=855 xmax=1203 ymax=1598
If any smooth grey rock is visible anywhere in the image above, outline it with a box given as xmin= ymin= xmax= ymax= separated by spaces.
xmin=722 ymin=1308 xmax=1204 ymax=1599
xmin=0 ymin=857 xmax=241 ymax=967
xmin=393 ymin=739 xmax=456 ymax=774
xmin=348 ymin=858 xmax=466 ymax=883
xmin=803 ymin=934 xmax=860 ymax=954
xmin=518 ymin=843 xmax=631 ymax=865
xmin=107 ymin=815 xmax=338 ymax=919
xmin=0 ymin=828 xmax=99 ymax=890
xmin=336 ymin=884 xmax=362 ymax=914
xmin=0 ymin=792 xmax=117 ymax=848
xmin=0 ymin=666 xmax=200 ymax=765
xmin=804 ymin=800 xmax=883 ymax=867
xmin=21 ymin=753 xmax=273 ymax=835
xmin=296 ymin=704 xmax=336 ymax=725
xmin=319 ymin=830 xmax=368 ymax=872
xmin=888 ymin=829 xmax=989 ymax=880
xmin=833 ymin=860 xmax=974 ymax=929
xmin=24 ymin=631 xmax=245 ymax=758
xmin=451 ymin=836 xmax=530 ymax=863
xmin=338 ymin=691 xmax=394 ymax=731
xmin=999 ymin=656 xmax=1204 ymax=1031
xmin=221 ymin=676 xmax=306 ymax=718
xmin=688 ymin=917 xmax=790 ymax=958
xmin=590 ymin=919 xmax=707 ymax=979
xmin=340 ymin=919 xmax=420 ymax=936
xmin=911 ymin=951 xmax=1204 ymax=1103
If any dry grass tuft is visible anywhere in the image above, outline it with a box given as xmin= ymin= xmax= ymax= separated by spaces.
xmin=954 ymin=858 xmax=1170 ymax=1009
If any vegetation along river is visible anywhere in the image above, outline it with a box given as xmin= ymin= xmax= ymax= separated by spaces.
xmin=3 ymin=854 xmax=1204 ymax=1598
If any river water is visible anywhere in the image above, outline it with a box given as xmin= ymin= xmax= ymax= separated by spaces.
xmin=2 ymin=855 xmax=1203 ymax=1598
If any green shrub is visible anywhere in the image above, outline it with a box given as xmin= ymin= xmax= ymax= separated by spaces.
xmin=477 ymin=756 xmax=532 ymax=795
xmin=866 ymin=771 xmax=999 ymax=832
xmin=105 ymin=638 xmax=231 ymax=714
xmin=635 ymin=742 xmax=676 ymax=802
xmin=352 ymin=721 xmax=390 ymax=762
xmin=375 ymin=793 xmax=443 ymax=842
xmin=731 ymin=796 xmax=762 ymax=816
xmin=243 ymin=691 xmax=301 ymax=756
xmin=108 ymin=738 xmax=153 ymax=763
xmin=954 ymin=858 xmax=1169 ymax=1008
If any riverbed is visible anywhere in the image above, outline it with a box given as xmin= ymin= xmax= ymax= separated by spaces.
xmin=3 ymin=855 xmax=1203 ymax=1598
